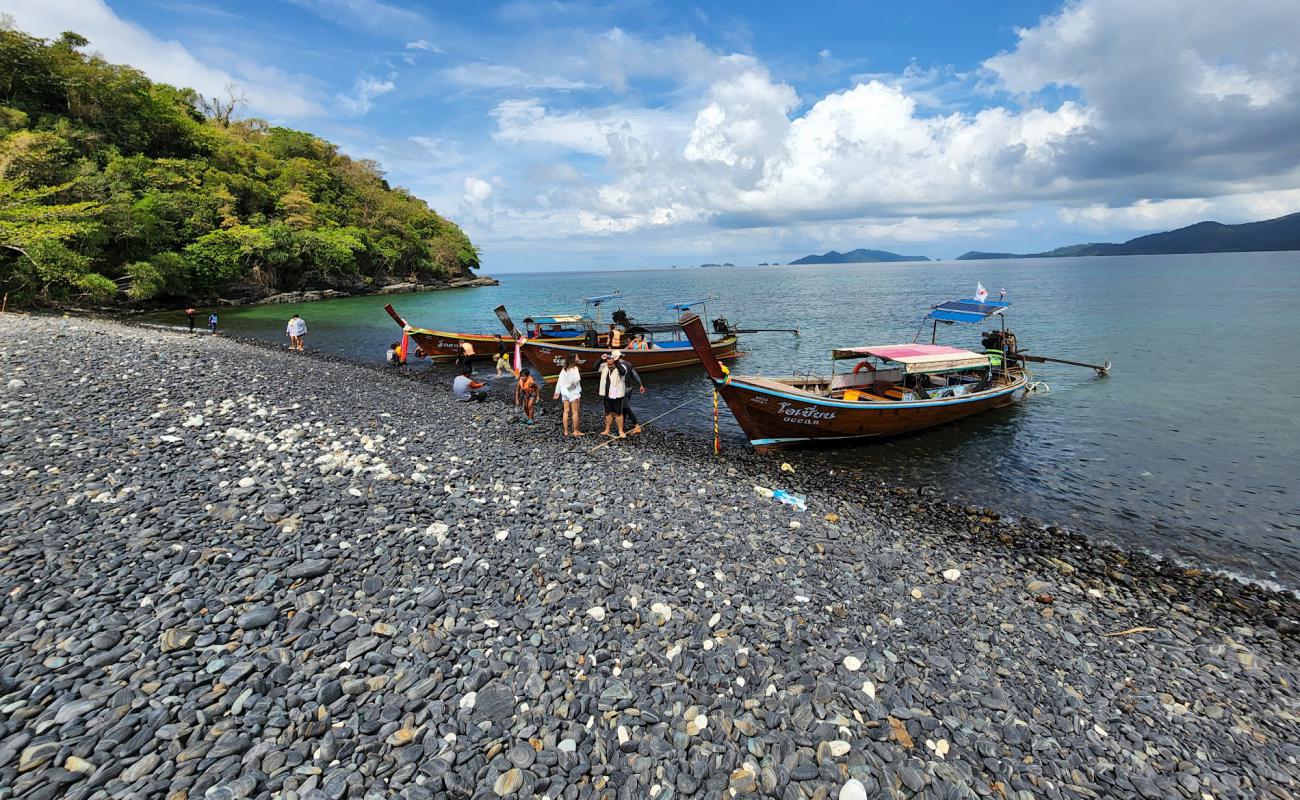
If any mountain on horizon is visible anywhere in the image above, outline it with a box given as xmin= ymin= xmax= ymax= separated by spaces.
xmin=790 ymin=248 xmax=931 ymax=265
xmin=957 ymin=211 xmax=1300 ymax=260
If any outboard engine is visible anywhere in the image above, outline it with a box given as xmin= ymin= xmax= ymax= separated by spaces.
xmin=981 ymin=329 xmax=1018 ymax=356
xmin=712 ymin=317 xmax=731 ymax=334
xmin=612 ymin=308 xmax=631 ymax=327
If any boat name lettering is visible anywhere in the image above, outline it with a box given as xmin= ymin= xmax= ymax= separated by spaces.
xmin=777 ymin=402 xmax=837 ymax=422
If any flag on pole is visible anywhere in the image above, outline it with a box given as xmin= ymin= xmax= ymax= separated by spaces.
xmin=513 ymin=336 xmax=526 ymax=375
xmin=975 ymin=282 xmax=988 ymax=302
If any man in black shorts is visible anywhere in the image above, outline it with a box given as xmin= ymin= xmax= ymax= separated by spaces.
xmin=597 ymin=351 xmax=645 ymax=437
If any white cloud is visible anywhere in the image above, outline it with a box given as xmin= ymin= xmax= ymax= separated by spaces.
xmin=406 ymin=39 xmax=441 ymax=52
xmin=490 ymin=99 xmax=685 ymax=157
xmin=443 ymin=64 xmax=593 ymax=91
xmin=5 ymin=0 xmax=323 ymax=119
xmin=336 ymin=76 xmax=396 ymax=116
xmin=459 ymin=177 xmax=497 ymax=229
xmin=1060 ymin=189 xmax=1300 ymax=232
xmin=473 ymin=2 xmax=1300 ymax=259
xmin=286 ymin=0 xmax=427 ymax=37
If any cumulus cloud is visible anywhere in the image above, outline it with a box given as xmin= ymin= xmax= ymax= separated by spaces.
xmin=5 ymin=0 xmax=323 ymax=119
xmin=406 ymin=39 xmax=441 ymax=52
xmin=984 ymin=0 xmax=1300 ymax=198
xmin=477 ymin=0 xmax=1300 ymax=255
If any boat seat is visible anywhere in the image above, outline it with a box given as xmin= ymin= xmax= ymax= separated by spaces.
xmin=883 ymin=386 xmax=908 ymax=399
xmin=843 ymin=389 xmax=891 ymax=402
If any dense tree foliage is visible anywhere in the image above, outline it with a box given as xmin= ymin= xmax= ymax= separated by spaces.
xmin=0 ymin=26 xmax=479 ymax=306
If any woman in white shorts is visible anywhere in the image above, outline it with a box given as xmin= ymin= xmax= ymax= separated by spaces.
xmin=554 ymin=356 xmax=584 ymax=437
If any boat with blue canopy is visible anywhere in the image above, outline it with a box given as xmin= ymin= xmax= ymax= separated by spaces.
xmin=679 ymin=287 xmax=1109 ymax=452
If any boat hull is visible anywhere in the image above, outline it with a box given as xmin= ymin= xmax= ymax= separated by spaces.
xmin=405 ymin=329 xmax=580 ymax=363
xmin=716 ymin=373 xmax=1028 ymax=452
xmin=520 ymin=337 xmax=740 ymax=383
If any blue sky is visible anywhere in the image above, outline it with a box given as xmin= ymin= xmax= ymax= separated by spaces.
xmin=8 ymin=0 xmax=1300 ymax=271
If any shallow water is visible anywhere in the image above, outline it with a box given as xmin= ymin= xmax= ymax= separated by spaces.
xmin=149 ymin=253 xmax=1300 ymax=587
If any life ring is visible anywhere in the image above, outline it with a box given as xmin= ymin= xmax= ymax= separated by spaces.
xmin=853 ymin=360 xmax=876 ymax=375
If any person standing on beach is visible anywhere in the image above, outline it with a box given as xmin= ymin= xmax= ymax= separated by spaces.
xmin=617 ymin=355 xmax=645 ymax=435
xmin=286 ymin=314 xmax=307 ymax=351
xmin=207 ymin=313 xmax=218 ymax=334
xmin=553 ymin=356 xmax=584 ymax=436
xmin=185 ymin=308 xmax=196 ymax=332
xmin=598 ymin=351 xmax=644 ymax=437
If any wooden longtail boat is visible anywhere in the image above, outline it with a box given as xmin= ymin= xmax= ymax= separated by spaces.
xmin=495 ymin=303 xmax=740 ymax=383
xmin=679 ymin=296 xmax=1037 ymax=452
xmin=384 ymin=304 xmax=594 ymax=363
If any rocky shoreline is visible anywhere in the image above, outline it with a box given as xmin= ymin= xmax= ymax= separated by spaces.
xmin=251 ymin=277 xmax=500 ymax=307
xmin=1 ymin=313 xmax=1296 ymax=800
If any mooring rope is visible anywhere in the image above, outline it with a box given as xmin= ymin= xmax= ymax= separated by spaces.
xmin=586 ymin=392 xmax=713 ymax=454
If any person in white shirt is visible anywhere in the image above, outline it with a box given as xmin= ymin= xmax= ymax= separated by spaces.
xmin=285 ymin=314 xmax=307 ymax=351
xmin=597 ymin=351 xmax=644 ymax=437
xmin=553 ymin=356 xmax=584 ymax=436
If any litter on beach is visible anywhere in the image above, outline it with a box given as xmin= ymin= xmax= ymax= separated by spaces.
xmin=755 ymin=485 xmax=807 ymax=511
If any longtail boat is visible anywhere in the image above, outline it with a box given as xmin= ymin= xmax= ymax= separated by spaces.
xmin=383 ymin=304 xmax=596 ymax=363
xmin=495 ymin=301 xmax=740 ymax=383
xmin=680 ymin=293 xmax=1109 ymax=452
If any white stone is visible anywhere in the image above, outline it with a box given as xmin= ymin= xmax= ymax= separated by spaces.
xmin=693 ymin=713 xmax=707 ymax=729
xmin=708 ymin=612 xmax=721 ymax=627
xmin=7 ymin=379 xmax=26 ymax=389
xmin=587 ymin=606 xmax=606 ymax=622
xmin=425 ymin=522 xmax=449 ymax=537
xmin=828 ymin=740 xmax=850 ymax=757
xmin=943 ymin=568 xmax=961 ymax=581
xmin=842 ymin=656 xmax=862 ymax=672
xmin=181 ymin=414 xmax=204 ymax=427
xmin=862 ymin=680 xmax=876 ymax=700
xmin=840 ymin=778 xmax=869 ymax=800
xmin=789 ymin=520 xmax=801 ymax=529
xmin=934 ymin=738 xmax=949 ymax=758
xmin=237 ymin=477 xmax=256 ymax=488
xmin=650 ymin=602 xmax=672 ymax=622
xmin=458 ymin=691 xmax=477 ymax=710
xmin=159 ymin=435 xmax=182 ymax=443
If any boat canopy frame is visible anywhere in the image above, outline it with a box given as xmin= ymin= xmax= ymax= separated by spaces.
xmin=915 ymin=296 xmax=1010 ymax=344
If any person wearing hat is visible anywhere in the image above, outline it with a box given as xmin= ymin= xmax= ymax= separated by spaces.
xmin=598 ymin=350 xmax=645 ymax=437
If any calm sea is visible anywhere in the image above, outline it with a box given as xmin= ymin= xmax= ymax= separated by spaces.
xmin=151 ymin=253 xmax=1300 ymax=589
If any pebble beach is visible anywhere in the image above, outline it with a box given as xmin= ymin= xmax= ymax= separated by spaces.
xmin=1 ymin=313 xmax=1297 ymax=800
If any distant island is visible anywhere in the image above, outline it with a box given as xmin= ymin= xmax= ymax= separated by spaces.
xmin=790 ymin=248 xmax=931 ymax=264
xmin=957 ymin=211 xmax=1300 ymax=260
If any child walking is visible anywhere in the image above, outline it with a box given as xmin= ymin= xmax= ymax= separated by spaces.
xmin=516 ymin=369 xmax=539 ymax=424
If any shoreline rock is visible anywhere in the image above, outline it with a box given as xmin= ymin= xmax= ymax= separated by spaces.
xmin=0 ymin=313 xmax=1296 ymax=800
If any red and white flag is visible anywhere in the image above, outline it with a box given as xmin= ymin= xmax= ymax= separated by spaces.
xmin=975 ymin=282 xmax=989 ymax=302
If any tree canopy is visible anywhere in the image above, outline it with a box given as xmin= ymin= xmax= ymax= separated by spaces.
xmin=0 ymin=25 xmax=479 ymax=306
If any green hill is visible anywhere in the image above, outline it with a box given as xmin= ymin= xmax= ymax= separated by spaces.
xmin=957 ymin=212 xmax=1300 ymax=260
xmin=790 ymin=248 xmax=930 ymax=264
xmin=0 ymin=27 xmax=481 ymax=307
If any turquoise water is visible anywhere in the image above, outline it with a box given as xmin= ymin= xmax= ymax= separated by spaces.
xmin=153 ymin=253 xmax=1300 ymax=587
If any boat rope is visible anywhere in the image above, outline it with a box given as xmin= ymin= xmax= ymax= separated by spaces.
xmin=713 ymin=388 xmax=721 ymax=454
xmin=586 ymin=393 xmax=712 ymax=454
xmin=1027 ymin=381 xmax=1051 ymax=393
